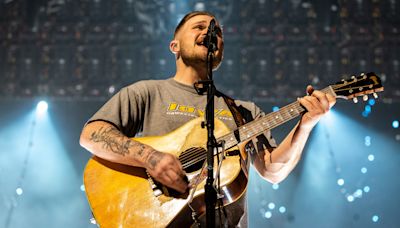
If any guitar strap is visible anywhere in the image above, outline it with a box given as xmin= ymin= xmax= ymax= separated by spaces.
xmin=220 ymin=93 xmax=246 ymax=127
xmin=220 ymin=92 xmax=256 ymax=175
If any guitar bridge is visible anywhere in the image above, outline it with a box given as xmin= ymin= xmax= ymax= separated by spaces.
xmin=146 ymin=171 xmax=189 ymax=199
xmin=146 ymin=171 xmax=163 ymax=197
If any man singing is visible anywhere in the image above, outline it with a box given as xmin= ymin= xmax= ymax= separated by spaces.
xmin=80 ymin=11 xmax=336 ymax=227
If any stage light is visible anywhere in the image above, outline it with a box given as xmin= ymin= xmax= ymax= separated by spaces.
xmin=279 ymin=206 xmax=286 ymax=213
xmin=16 ymin=187 xmax=23 ymax=195
xmin=272 ymin=106 xmax=279 ymax=112
xmin=80 ymin=184 xmax=85 ymax=192
xmin=268 ymin=202 xmax=275 ymax=210
xmin=361 ymin=167 xmax=367 ymax=174
xmin=392 ymin=120 xmax=399 ymax=129
xmin=264 ymin=211 xmax=272 ymax=219
xmin=36 ymin=101 xmax=48 ymax=115
xmin=347 ymin=195 xmax=354 ymax=202
xmin=368 ymin=98 xmax=375 ymax=106
xmin=364 ymin=105 xmax=371 ymax=113
xmin=368 ymin=154 xmax=375 ymax=161
xmin=365 ymin=136 xmax=371 ymax=146
xmin=372 ymin=215 xmax=379 ymax=222
xmin=272 ymin=183 xmax=279 ymax=190
xmin=363 ymin=186 xmax=370 ymax=193
xmin=108 ymin=85 xmax=115 ymax=94
xmin=354 ymin=189 xmax=363 ymax=198
xmin=337 ymin=178 xmax=344 ymax=186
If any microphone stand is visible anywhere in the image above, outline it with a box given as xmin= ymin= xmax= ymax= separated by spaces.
xmin=194 ymin=21 xmax=218 ymax=228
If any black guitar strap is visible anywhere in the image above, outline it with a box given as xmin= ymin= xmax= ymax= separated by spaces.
xmin=219 ymin=92 xmax=256 ymax=174
xmin=220 ymin=93 xmax=246 ymax=127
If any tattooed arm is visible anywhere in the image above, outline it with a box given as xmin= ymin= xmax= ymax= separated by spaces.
xmin=79 ymin=120 xmax=188 ymax=193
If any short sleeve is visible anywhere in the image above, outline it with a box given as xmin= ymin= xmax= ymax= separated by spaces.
xmin=87 ymin=83 xmax=147 ymax=137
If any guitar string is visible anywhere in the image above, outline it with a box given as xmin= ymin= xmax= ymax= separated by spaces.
xmin=180 ymin=102 xmax=304 ymax=168
xmin=178 ymin=147 xmax=209 ymax=161
xmin=179 ymin=84 xmax=368 ymax=169
xmin=178 ymin=147 xmax=204 ymax=160
xmin=179 ymin=149 xmax=207 ymax=164
xmin=236 ymin=87 xmax=333 ymax=140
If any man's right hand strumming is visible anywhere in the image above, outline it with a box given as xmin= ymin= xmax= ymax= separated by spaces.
xmin=144 ymin=150 xmax=189 ymax=193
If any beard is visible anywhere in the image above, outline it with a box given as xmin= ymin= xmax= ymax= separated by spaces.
xmin=180 ymin=45 xmax=223 ymax=70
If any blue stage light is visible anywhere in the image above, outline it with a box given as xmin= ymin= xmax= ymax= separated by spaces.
xmin=16 ymin=187 xmax=23 ymax=195
xmin=347 ymin=195 xmax=354 ymax=202
xmin=368 ymin=98 xmax=375 ymax=106
xmin=272 ymin=106 xmax=280 ymax=112
xmin=372 ymin=215 xmax=379 ymax=222
xmin=337 ymin=178 xmax=344 ymax=186
xmin=368 ymin=154 xmax=375 ymax=161
xmin=354 ymin=189 xmax=363 ymax=198
xmin=393 ymin=120 xmax=399 ymax=129
xmin=365 ymin=136 xmax=371 ymax=146
xmin=36 ymin=101 xmax=48 ymax=115
xmin=279 ymin=206 xmax=286 ymax=213
xmin=364 ymin=105 xmax=371 ymax=112
xmin=361 ymin=167 xmax=367 ymax=174
xmin=264 ymin=211 xmax=272 ymax=219
xmin=268 ymin=202 xmax=275 ymax=210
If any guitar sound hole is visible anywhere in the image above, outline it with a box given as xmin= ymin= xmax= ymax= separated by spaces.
xmin=179 ymin=147 xmax=207 ymax=173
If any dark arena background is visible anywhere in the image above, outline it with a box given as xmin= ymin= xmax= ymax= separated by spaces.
xmin=1 ymin=0 xmax=399 ymax=227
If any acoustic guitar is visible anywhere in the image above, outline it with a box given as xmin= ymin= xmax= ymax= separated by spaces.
xmin=83 ymin=72 xmax=383 ymax=227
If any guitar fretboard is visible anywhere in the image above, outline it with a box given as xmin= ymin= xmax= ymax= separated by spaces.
xmin=218 ymin=86 xmax=336 ymax=149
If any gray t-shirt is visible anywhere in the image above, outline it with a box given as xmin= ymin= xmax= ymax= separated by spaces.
xmin=88 ymin=78 xmax=277 ymax=227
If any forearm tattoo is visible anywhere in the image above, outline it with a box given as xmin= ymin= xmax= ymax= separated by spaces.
xmin=90 ymin=126 xmax=145 ymax=157
xmin=146 ymin=152 xmax=166 ymax=170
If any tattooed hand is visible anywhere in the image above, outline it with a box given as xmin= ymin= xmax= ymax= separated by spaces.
xmin=145 ymin=150 xmax=189 ymax=193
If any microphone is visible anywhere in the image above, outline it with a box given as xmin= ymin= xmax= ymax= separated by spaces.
xmin=203 ymin=19 xmax=218 ymax=52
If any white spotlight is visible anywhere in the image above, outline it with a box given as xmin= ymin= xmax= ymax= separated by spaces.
xmin=36 ymin=101 xmax=48 ymax=114
xmin=16 ymin=187 xmax=23 ymax=195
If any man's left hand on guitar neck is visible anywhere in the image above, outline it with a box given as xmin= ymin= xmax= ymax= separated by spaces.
xmin=251 ymin=85 xmax=336 ymax=184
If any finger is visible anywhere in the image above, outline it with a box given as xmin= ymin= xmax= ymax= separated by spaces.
xmin=166 ymin=169 xmax=188 ymax=193
xmin=299 ymin=96 xmax=319 ymax=113
xmin=326 ymin=93 xmax=337 ymax=108
xmin=311 ymin=91 xmax=330 ymax=112
xmin=306 ymin=85 xmax=314 ymax=96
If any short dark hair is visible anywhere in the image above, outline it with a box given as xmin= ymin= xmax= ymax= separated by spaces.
xmin=174 ymin=11 xmax=216 ymax=38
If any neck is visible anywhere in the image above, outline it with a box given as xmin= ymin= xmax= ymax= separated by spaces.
xmin=173 ymin=61 xmax=208 ymax=85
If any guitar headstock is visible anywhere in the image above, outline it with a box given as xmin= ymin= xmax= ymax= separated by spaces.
xmin=331 ymin=72 xmax=384 ymax=102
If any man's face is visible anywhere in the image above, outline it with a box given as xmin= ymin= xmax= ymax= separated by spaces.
xmin=175 ymin=15 xmax=224 ymax=69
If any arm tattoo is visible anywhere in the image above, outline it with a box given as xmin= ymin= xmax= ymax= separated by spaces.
xmin=90 ymin=126 xmax=146 ymax=157
xmin=146 ymin=152 xmax=166 ymax=170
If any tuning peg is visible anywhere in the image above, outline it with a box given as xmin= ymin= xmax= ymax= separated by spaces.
xmin=353 ymin=97 xmax=358 ymax=103
xmin=363 ymin=95 xmax=368 ymax=101
xmin=373 ymin=93 xmax=378 ymax=99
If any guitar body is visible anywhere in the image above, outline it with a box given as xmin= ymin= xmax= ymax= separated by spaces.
xmin=83 ymin=117 xmax=248 ymax=227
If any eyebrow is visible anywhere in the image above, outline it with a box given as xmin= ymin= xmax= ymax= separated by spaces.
xmin=191 ymin=20 xmax=208 ymax=26
xmin=191 ymin=20 xmax=223 ymax=33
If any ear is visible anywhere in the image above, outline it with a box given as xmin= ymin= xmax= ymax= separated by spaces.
xmin=169 ymin=40 xmax=180 ymax=54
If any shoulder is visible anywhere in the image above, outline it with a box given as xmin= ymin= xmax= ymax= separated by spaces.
xmin=125 ymin=79 xmax=169 ymax=90
xmin=120 ymin=78 xmax=171 ymax=95
xmin=235 ymin=99 xmax=263 ymax=120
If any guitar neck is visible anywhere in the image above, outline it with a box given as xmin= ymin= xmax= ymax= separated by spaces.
xmin=218 ymin=86 xmax=336 ymax=149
